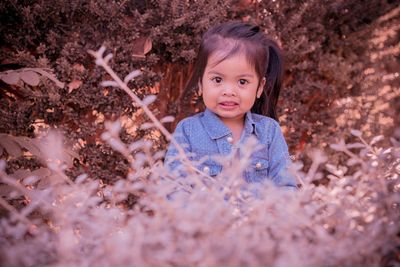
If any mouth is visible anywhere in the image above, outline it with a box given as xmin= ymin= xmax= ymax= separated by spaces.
xmin=219 ymin=101 xmax=238 ymax=109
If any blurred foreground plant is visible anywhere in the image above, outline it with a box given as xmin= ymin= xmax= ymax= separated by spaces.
xmin=0 ymin=47 xmax=399 ymax=267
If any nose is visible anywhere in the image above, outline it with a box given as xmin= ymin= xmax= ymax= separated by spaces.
xmin=222 ymin=83 xmax=237 ymax=96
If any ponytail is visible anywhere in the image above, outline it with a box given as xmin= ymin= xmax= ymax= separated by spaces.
xmin=251 ymin=41 xmax=284 ymax=122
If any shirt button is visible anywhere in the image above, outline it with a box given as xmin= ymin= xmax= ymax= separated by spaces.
xmin=227 ymin=136 xmax=234 ymax=143
xmin=203 ymin=166 xmax=210 ymax=174
xmin=255 ymin=162 xmax=262 ymax=169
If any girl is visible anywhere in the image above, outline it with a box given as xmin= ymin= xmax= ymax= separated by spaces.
xmin=165 ymin=21 xmax=297 ymax=188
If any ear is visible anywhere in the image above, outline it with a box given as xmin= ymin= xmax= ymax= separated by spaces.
xmin=198 ymin=80 xmax=203 ymax=96
xmin=256 ymin=77 xmax=266 ymax=98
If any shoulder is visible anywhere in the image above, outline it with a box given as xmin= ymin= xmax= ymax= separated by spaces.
xmin=250 ymin=113 xmax=284 ymax=144
xmin=250 ymin=113 xmax=281 ymax=129
xmin=174 ymin=112 xmax=204 ymax=132
xmin=176 ymin=112 xmax=203 ymax=126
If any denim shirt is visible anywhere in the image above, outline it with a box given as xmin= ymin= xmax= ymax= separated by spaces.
xmin=165 ymin=108 xmax=297 ymax=188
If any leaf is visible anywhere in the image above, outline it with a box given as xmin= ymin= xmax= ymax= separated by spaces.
xmin=37 ymin=176 xmax=51 ymax=190
xmin=37 ymin=174 xmax=62 ymax=189
xmin=11 ymin=169 xmax=32 ymax=180
xmin=329 ymin=139 xmax=346 ymax=152
xmin=65 ymin=148 xmax=79 ymax=167
xmin=31 ymin=168 xmax=52 ymax=178
xmin=350 ymin=129 xmax=362 ymax=137
xmin=160 ymin=116 xmax=175 ymax=123
xmin=100 ymin=81 xmax=119 ymax=87
xmin=30 ymin=68 xmax=65 ymax=88
xmin=124 ymin=70 xmax=142 ymax=83
xmin=0 ymin=134 xmax=22 ymax=157
xmin=75 ymin=173 xmax=88 ymax=184
xmin=347 ymin=158 xmax=360 ymax=166
xmin=0 ymin=71 xmax=20 ymax=85
xmin=370 ymin=135 xmax=384 ymax=145
xmin=142 ymin=95 xmax=156 ymax=105
xmin=23 ymin=175 xmax=39 ymax=185
xmin=68 ymin=80 xmax=82 ymax=93
xmin=132 ymin=37 xmax=152 ymax=58
xmin=20 ymin=71 xmax=40 ymax=86
xmin=11 ymin=168 xmax=51 ymax=181
xmin=143 ymin=38 xmax=152 ymax=55
xmin=128 ymin=140 xmax=145 ymax=152
xmin=104 ymin=53 xmax=113 ymax=63
xmin=14 ymin=136 xmax=43 ymax=158
xmin=140 ymin=122 xmax=154 ymax=130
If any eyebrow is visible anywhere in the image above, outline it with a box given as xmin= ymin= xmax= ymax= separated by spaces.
xmin=206 ymin=70 xmax=255 ymax=78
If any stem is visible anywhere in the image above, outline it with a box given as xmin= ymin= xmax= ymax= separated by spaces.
xmin=89 ymin=49 xmax=215 ymax=183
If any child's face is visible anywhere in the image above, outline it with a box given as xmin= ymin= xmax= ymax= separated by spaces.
xmin=199 ymin=52 xmax=265 ymax=124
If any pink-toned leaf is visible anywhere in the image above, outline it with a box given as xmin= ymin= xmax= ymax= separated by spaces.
xmin=160 ymin=116 xmax=175 ymax=123
xmin=31 ymin=168 xmax=51 ymax=178
xmin=350 ymin=129 xmax=362 ymax=137
xmin=132 ymin=37 xmax=152 ymax=58
xmin=370 ymin=135 xmax=384 ymax=145
xmin=68 ymin=80 xmax=82 ymax=93
xmin=37 ymin=174 xmax=62 ymax=189
xmin=0 ymin=134 xmax=22 ymax=157
xmin=132 ymin=54 xmax=146 ymax=59
xmin=14 ymin=137 xmax=43 ymax=158
xmin=124 ymin=70 xmax=142 ymax=83
xmin=37 ymin=176 xmax=51 ymax=190
xmin=30 ymin=68 xmax=65 ymax=88
xmin=142 ymin=95 xmax=156 ymax=105
xmin=20 ymin=71 xmax=40 ymax=86
xmin=100 ymin=81 xmax=119 ymax=87
xmin=0 ymin=71 xmax=20 ymax=85
xmin=11 ymin=169 xmax=32 ymax=180
xmin=143 ymin=38 xmax=152 ymax=55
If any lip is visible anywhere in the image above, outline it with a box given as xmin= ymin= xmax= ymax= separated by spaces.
xmin=218 ymin=101 xmax=238 ymax=110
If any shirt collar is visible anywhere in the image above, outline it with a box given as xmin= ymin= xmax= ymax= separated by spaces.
xmin=201 ymin=108 xmax=256 ymax=140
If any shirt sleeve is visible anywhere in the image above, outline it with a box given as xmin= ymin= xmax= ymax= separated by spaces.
xmin=164 ymin=119 xmax=192 ymax=172
xmin=268 ymin=121 xmax=298 ymax=188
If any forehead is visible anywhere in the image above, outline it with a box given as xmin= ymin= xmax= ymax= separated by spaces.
xmin=205 ymin=50 xmax=256 ymax=75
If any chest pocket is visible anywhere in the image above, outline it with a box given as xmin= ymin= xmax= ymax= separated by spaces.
xmin=198 ymin=160 xmax=222 ymax=176
xmin=244 ymin=157 xmax=269 ymax=183
xmin=192 ymin=151 xmax=222 ymax=177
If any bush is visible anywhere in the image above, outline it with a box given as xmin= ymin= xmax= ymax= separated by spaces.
xmin=0 ymin=1 xmax=399 ymax=266
xmin=0 ymin=49 xmax=399 ymax=266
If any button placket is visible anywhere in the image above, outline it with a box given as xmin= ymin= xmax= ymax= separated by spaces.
xmin=227 ymin=136 xmax=233 ymax=144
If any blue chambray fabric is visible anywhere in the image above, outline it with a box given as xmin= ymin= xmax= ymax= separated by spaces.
xmin=164 ymin=108 xmax=297 ymax=188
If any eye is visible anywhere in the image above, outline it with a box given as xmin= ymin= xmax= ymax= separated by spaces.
xmin=211 ymin=77 xmax=222 ymax=84
xmin=238 ymin=79 xmax=249 ymax=86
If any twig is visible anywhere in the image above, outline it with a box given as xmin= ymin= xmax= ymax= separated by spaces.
xmin=88 ymin=47 xmax=214 ymax=183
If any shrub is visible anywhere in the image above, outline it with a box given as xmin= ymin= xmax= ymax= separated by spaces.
xmin=0 ymin=50 xmax=399 ymax=266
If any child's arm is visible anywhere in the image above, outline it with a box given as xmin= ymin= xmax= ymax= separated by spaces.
xmin=268 ymin=121 xmax=298 ymax=188
xmin=164 ymin=119 xmax=192 ymax=171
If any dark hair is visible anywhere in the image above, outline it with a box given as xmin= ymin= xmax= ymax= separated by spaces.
xmin=184 ymin=21 xmax=284 ymax=121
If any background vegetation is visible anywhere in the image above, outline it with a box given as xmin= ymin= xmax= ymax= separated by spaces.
xmin=0 ymin=0 xmax=399 ymax=266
